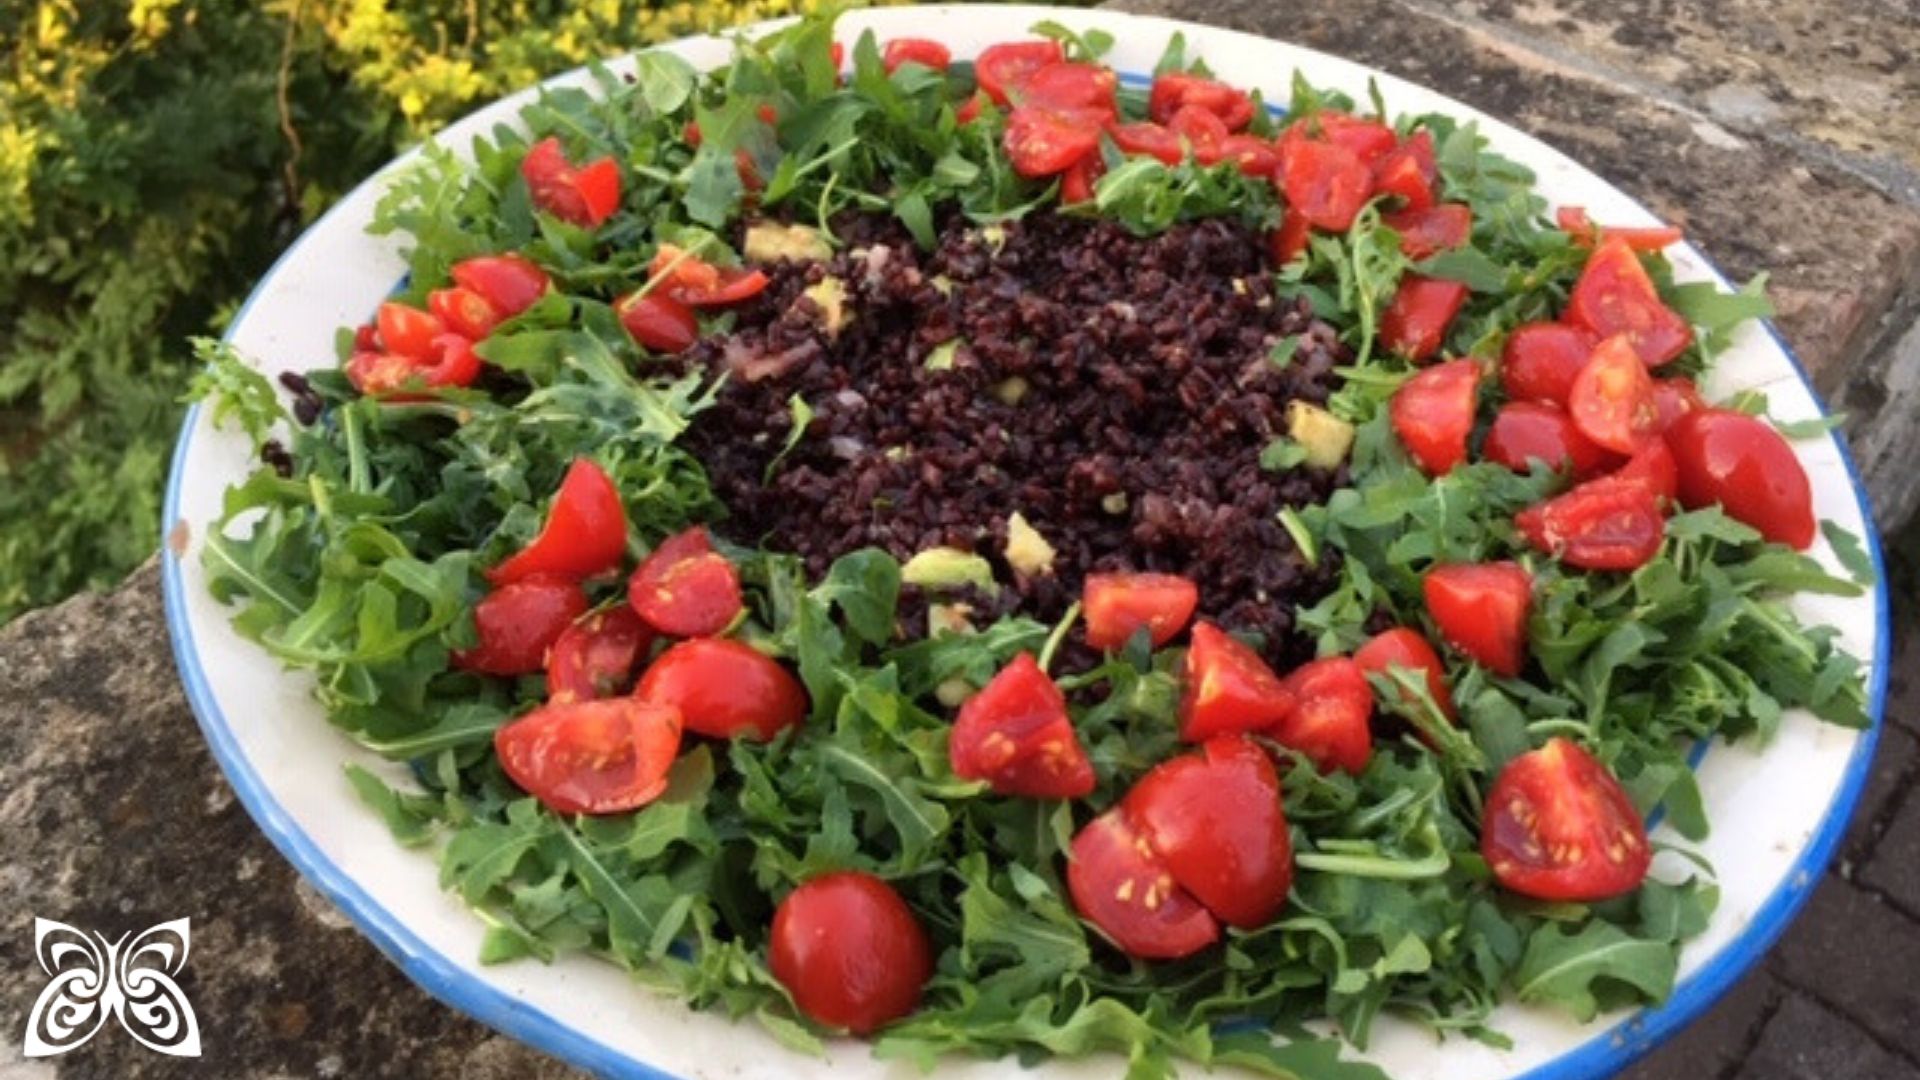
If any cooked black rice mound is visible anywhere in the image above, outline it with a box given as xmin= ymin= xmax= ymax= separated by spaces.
xmin=678 ymin=211 xmax=1352 ymax=668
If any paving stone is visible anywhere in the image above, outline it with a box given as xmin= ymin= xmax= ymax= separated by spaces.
xmin=1861 ymin=777 xmax=1920 ymax=916
xmin=1628 ymin=967 xmax=1783 ymax=1080
xmin=1840 ymin=723 xmax=1918 ymax=866
xmin=1733 ymin=993 xmax=1920 ymax=1080
xmin=1773 ymin=876 xmax=1920 ymax=1061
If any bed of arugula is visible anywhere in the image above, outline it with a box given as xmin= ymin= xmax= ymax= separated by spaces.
xmin=187 ymin=12 xmax=1875 ymax=1080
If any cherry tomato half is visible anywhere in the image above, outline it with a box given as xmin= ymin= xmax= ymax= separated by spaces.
xmin=1515 ymin=478 xmax=1666 ymax=571
xmin=1316 ymin=113 xmax=1399 ymax=165
xmin=1482 ymin=738 xmax=1650 ymax=901
xmin=949 ymin=652 xmax=1093 ymax=799
xmin=1020 ymin=62 xmax=1118 ymax=117
xmin=1059 ymin=154 xmax=1103 ymax=204
xmin=344 ymin=333 xmax=481 ymax=397
xmin=1424 ymin=561 xmax=1532 ymax=677
xmin=376 ymin=301 xmax=446 ymax=362
xmin=1380 ymin=275 xmax=1469 ymax=362
xmin=1390 ymin=358 xmax=1480 ymax=476
xmin=1556 ymin=205 xmax=1684 ymax=252
xmin=1167 ymin=104 xmax=1230 ymax=166
xmin=1353 ymin=627 xmax=1456 ymax=722
xmin=1383 ymin=203 xmax=1472 ymax=260
xmin=1219 ymin=134 xmax=1281 ymax=177
xmin=1269 ymin=208 xmax=1313 ymax=266
xmin=1666 ymin=408 xmax=1817 ymax=549
xmin=452 ymin=576 xmax=588 ymax=676
xmin=1149 ymin=73 xmax=1255 ymax=131
xmin=1083 ymin=572 xmax=1201 ymax=651
xmin=488 ymin=458 xmax=629 ymax=586
xmin=495 ymin=697 xmax=682 ymax=815
xmin=520 ymin=137 xmax=622 ymax=228
xmin=1067 ymin=809 xmax=1219 ymax=960
xmin=1564 ymin=238 xmax=1693 ymax=367
xmin=1481 ymin=401 xmax=1620 ymax=479
xmin=617 ymin=291 xmax=700 ymax=354
xmin=1371 ymin=129 xmax=1437 ymax=210
xmin=1610 ymin=438 xmax=1679 ymax=505
xmin=1004 ymin=105 xmax=1103 ymax=178
xmin=1279 ymin=137 xmax=1371 ymax=232
xmin=1179 ymin=622 xmax=1296 ymax=742
xmin=1124 ymin=736 xmax=1294 ymax=929
xmin=1108 ymin=121 xmax=1185 ymax=165
xmin=627 ymin=526 xmax=744 ymax=637
xmin=1649 ymin=376 xmax=1705 ymax=435
xmin=428 ymin=286 xmax=502 ymax=341
xmin=974 ymin=40 xmax=1065 ymax=106
xmin=1568 ymin=333 xmax=1659 ymax=455
xmin=1500 ymin=321 xmax=1596 ymax=407
xmin=546 ymin=605 xmax=655 ymax=703
xmin=882 ymin=37 xmax=951 ymax=73
xmin=451 ymin=254 xmax=550 ymax=319
xmin=1273 ymin=656 xmax=1372 ymax=775
xmin=636 ymin=638 xmax=807 ymax=741
xmin=769 ymin=872 xmax=932 ymax=1034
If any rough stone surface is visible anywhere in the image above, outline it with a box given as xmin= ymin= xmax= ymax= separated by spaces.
xmin=1736 ymin=994 xmax=1915 ymax=1080
xmin=1627 ymin=966 xmax=1783 ymax=1080
xmin=1773 ymin=878 xmax=1920 ymax=1064
xmin=1861 ymin=776 xmax=1920 ymax=916
xmin=1840 ymin=722 xmax=1918 ymax=868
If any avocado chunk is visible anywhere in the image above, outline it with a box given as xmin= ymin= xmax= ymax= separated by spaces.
xmin=902 ymin=547 xmax=998 ymax=594
xmin=744 ymin=221 xmax=833 ymax=263
xmin=1286 ymin=401 xmax=1356 ymax=469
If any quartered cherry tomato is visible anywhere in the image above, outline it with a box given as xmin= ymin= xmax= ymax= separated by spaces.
xmin=1167 ymin=104 xmax=1231 ymax=165
xmin=1354 ymin=627 xmax=1455 ymax=721
xmin=376 ymin=301 xmax=445 ymax=361
xmin=428 ymin=286 xmax=501 ymax=341
xmin=617 ymin=290 xmax=700 ymax=354
xmin=1516 ymin=478 xmax=1666 ymax=571
xmin=1067 ymin=809 xmax=1219 ymax=960
xmin=546 ymin=605 xmax=655 ymax=703
xmin=1371 ymin=129 xmax=1437 ymax=210
xmin=1279 ymin=137 xmax=1371 ymax=231
xmin=1564 ymin=238 xmax=1693 ymax=367
xmin=636 ymin=638 xmax=807 ymax=741
xmin=1272 ymin=656 xmax=1372 ymax=775
xmin=627 ymin=526 xmax=743 ymax=637
xmin=520 ymin=137 xmax=622 ymax=228
xmin=1667 ymin=408 xmax=1817 ymax=549
xmin=974 ymin=40 xmax=1065 ymax=105
xmin=489 ymin=458 xmax=629 ymax=585
xmin=1004 ymin=105 xmax=1103 ymax=177
xmin=495 ymin=697 xmax=682 ymax=815
xmin=1179 ymin=622 xmax=1296 ymax=741
xmin=1268 ymin=208 xmax=1313 ymax=266
xmin=1500 ymin=321 xmax=1596 ymax=407
xmin=770 ymin=872 xmax=932 ymax=1034
xmin=1383 ymin=202 xmax=1472 ymax=260
xmin=1124 ymin=736 xmax=1294 ymax=929
xmin=949 ymin=652 xmax=1093 ymax=799
xmin=1482 ymin=738 xmax=1650 ymax=901
xmin=1313 ymin=113 xmax=1399 ymax=164
xmin=1380 ymin=275 xmax=1469 ymax=361
xmin=1149 ymin=73 xmax=1255 ymax=131
xmin=1424 ymin=562 xmax=1532 ymax=677
xmin=650 ymin=245 xmax=771 ymax=308
xmin=1649 ymin=376 xmax=1705 ymax=435
xmin=1108 ymin=121 xmax=1185 ymax=165
xmin=882 ymin=37 xmax=951 ymax=73
xmin=1219 ymin=135 xmax=1281 ymax=177
xmin=1390 ymin=358 xmax=1480 ymax=476
xmin=1610 ymin=438 xmax=1679 ymax=505
xmin=1568 ymin=333 xmax=1659 ymax=454
xmin=345 ymin=332 xmax=482 ymax=396
xmin=452 ymin=576 xmax=588 ymax=676
xmin=1020 ymin=62 xmax=1117 ymax=117
xmin=1083 ymin=572 xmax=1200 ymax=651
xmin=1556 ymin=205 xmax=1684 ymax=251
xmin=1481 ymin=401 xmax=1620 ymax=479
xmin=1060 ymin=154 xmax=1103 ymax=204
xmin=451 ymin=254 xmax=550 ymax=318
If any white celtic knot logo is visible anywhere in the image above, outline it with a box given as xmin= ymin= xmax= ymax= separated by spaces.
xmin=22 ymin=917 xmax=202 ymax=1058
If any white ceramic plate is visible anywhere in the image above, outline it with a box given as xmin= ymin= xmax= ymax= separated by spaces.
xmin=162 ymin=6 xmax=1891 ymax=1078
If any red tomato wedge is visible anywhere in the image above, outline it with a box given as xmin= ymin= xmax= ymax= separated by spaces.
xmin=1610 ymin=438 xmax=1679 ymax=505
xmin=1564 ymin=238 xmax=1693 ymax=367
xmin=1500 ymin=321 xmax=1596 ymax=407
xmin=1424 ymin=562 xmax=1532 ymax=677
xmin=955 ymin=92 xmax=988 ymax=125
xmin=428 ymin=286 xmax=501 ymax=341
xmin=1667 ymin=408 xmax=1817 ymax=549
xmin=1060 ymin=154 xmax=1103 ymax=204
xmin=617 ymin=291 xmax=699 ymax=354
xmin=949 ymin=652 xmax=1094 ymax=799
xmin=1272 ymin=656 xmax=1373 ymax=775
xmin=636 ymin=638 xmax=808 ymax=741
xmin=1124 ymin=736 xmax=1294 ymax=929
xmin=1481 ymin=401 xmax=1620 ymax=479
xmin=489 ymin=459 xmax=629 ymax=585
xmin=1383 ymin=203 xmax=1472 ymax=260
xmin=1179 ymin=622 xmax=1297 ymax=741
xmin=1108 ymin=121 xmax=1185 ymax=165
xmin=452 ymin=576 xmax=589 ymax=676
xmin=882 ymin=37 xmax=951 ymax=73
xmin=1219 ymin=135 xmax=1281 ymax=177
xmin=376 ymin=302 xmax=445 ymax=361
xmin=1556 ymin=205 xmax=1684 ymax=251
xmin=546 ymin=605 xmax=655 ymax=703
xmin=1168 ymin=104 xmax=1230 ymax=165
xmin=495 ymin=697 xmax=682 ymax=815
xmin=1371 ymin=129 xmax=1437 ymax=210
xmin=627 ymin=527 xmax=744 ymax=637
xmin=1390 ymin=358 xmax=1480 ymax=476
xmin=1149 ymin=73 xmax=1255 ymax=131
xmin=1380 ymin=275 xmax=1469 ymax=362
xmin=1269 ymin=208 xmax=1313 ymax=266
xmin=1279 ymin=138 xmax=1371 ymax=231
xmin=569 ymin=158 xmax=622 ymax=225
xmin=1568 ymin=334 xmax=1659 ymax=454
xmin=770 ymin=872 xmax=932 ymax=1035
xmin=1004 ymin=105 xmax=1103 ymax=177
xmin=1020 ymin=62 xmax=1118 ymax=117
xmin=520 ymin=137 xmax=622 ymax=228
xmin=1315 ymin=113 xmax=1399 ymax=165
xmin=1067 ymin=809 xmax=1219 ymax=960
xmin=1649 ymin=376 xmax=1705 ymax=435
xmin=1516 ymin=478 xmax=1666 ymax=571
xmin=1083 ymin=572 xmax=1201 ymax=651
xmin=974 ymin=40 xmax=1064 ymax=106
xmin=451 ymin=254 xmax=550 ymax=318
xmin=1483 ymin=738 xmax=1651 ymax=901
xmin=345 ymin=331 xmax=482 ymax=397
xmin=1354 ymin=627 xmax=1456 ymax=721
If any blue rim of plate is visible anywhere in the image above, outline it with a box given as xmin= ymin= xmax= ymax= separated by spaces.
xmin=161 ymin=52 xmax=1892 ymax=1080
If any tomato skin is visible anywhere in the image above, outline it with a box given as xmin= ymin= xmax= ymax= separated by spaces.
xmin=1390 ymin=358 xmax=1480 ymax=476
xmin=546 ymin=605 xmax=655 ymax=703
xmin=949 ymin=652 xmax=1094 ymax=799
xmin=489 ymin=458 xmax=629 ymax=586
xmin=769 ymin=872 xmax=932 ymax=1034
xmin=974 ymin=40 xmax=1065 ymax=106
xmin=1371 ymin=130 xmax=1437 ymax=210
xmin=1269 ymin=208 xmax=1312 ymax=266
xmin=1083 ymin=572 xmax=1200 ymax=651
xmin=1667 ymin=408 xmax=1817 ymax=549
xmin=882 ymin=37 xmax=951 ymax=73
xmin=1515 ymin=478 xmax=1666 ymax=571
xmin=1565 ymin=238 xmax=1693 ymax=367
xmin=520 ymin=137 xmax=622 ymax=227
xmin=1557 ymin=205 xmax=1684 ymax=251
xmin=1020 ymin=62 xmax=1117 ymax=117
xmin=1649 ymin=376 xmax=1705 ymax=435
xmin=1279 ymin=137 xmax=1371 ymax=231
xmin=1316 ymin=114 xmax=1399 ymax=165
xmin=570 ymin=157 xmax=622 ymax=224
xmin=627 ymin=526 xmax=744 ymax=637
xmin=1424 ymin=562 xmax=1532 ymax=677
xmin=636 ymin=638 xmax=808 ymax=741
xmin=376 ymin=301 xmax=446 ymax=361
xmin=617 ymin=291 xmax=699 ymax=354
xmin=1383 ymin=202 xmax=1472 ymax=260
xmin=1482 ymin=401 xmax=1620 ymax=479
xmin=954 ymin=92 xmax=987 ymax=125
xmin=1124 ymin=736 xmax=1294 ymax=929
xmin=1059 ymin=154 xmax=1102 ymax=204
xmin=1569 ymin=333 xmax=1659 ymax=454
xmin=651 ymin=247 xmax=770 ymax=308
xmin=1500 ymin=321 xmax=1596 ymax=407
xmin=1381 ymin=275 xmax=1469 ymax=362
xmin=496 ymin=697 xmax=681 ymax=815
xmin=1353 ymin=627 xmax=1456 ymax=721
xmin=1108 ymin=121 xmax=1185 ymax=165
xmin=1272 ymin=656 xmax=1372 ymax=775
xmin=1483 ymin=738 xmax=1650 ymax=901
xmin=1610 ymin=438 xmax=1679 ymax=505
xmin=1219 ymin=134 xmax=1281 ymax=177
xmin=1149 ymin=73 xmax=1255 ymax=131
xmin=452 ymin=577 xmax=589 ymax=676
xmin=428 ymin=286 xmax=502 ymax=341
xmin=1167 ymin=104 xmax=1230 ymax=165
xmin=451 ymin=254 xmax=550 ymax=318
xmin=345 ymin=333 xmax=481 ymax=396
xmin=1067 ymin=809 xmax=1219 ymax=960
xmin=1004 ymin=105 xmax=1102 ymax=178
xmin=1179 ymin=622 xmax=1297 ymax=742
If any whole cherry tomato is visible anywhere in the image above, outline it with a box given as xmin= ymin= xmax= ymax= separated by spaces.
xmin=1179 ymin=622 xmax=1296 ymax=741
xmin=1483 ymin=738 xmax=1650 ymax=901
xmin=1124 ymin=736 xmax=1294 ymax=929
xmin=1390 ymin=358 xmax=1480 ymax=476
xmin=627 ymin=527 xmax=743 ymax=637
xmin=1082 ymin=572 xmax=1200 ymax=651
xmin=1424 ymin=561 xmax=1532 ymax=677
xmin=1666 ymin=408 xmax=1816 ymax=549
xmin=489 ymin=458 xmax=629 ymax=586
xmin=452 ymin=576 xmax=588 ymax=676
xmin=495 ymin=697 xmax=681 ymax=815
xmin=949 ymin=652 xmax=1093 ymax=799
xmin=636 ymin=638 xmax=808 ymax=741
xmin=769 ymin=872 xmax=932 ymax=1034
